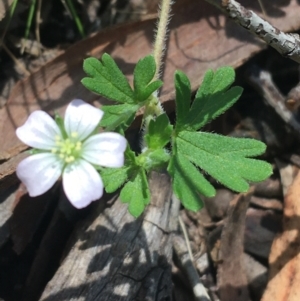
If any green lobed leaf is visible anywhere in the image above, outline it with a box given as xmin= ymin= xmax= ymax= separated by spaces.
xmin=176 ymin=131 xmax=272 ymax=192
xmin=101 ymin=166 xmax=131 ymax=193
xmin=100 ymin=103 xmax=139 ymax=131
xmin=120 ymin=169 xmax=150 ymax=218
xmin=145 ymin=114 xmax=173 ymax=149
xmin=181 ymin=131 xmax=267 ymax=157
xmin=183 ymin=67 xmax=243 ymax=131
xmin=133 ymin=55 xmax=163 ymax=102
xmin=168 ymin=148 xmax=215 ymax=211
xmin=206 ymin=66 xmax=235 ymax=94
xmin=174 ymin=70 xmax=191 ymax=131
xmin=82 ymin=54 xmax=135 ymax=103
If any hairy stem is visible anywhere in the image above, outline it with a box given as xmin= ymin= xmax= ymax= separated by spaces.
xmin=153 ymin=0 xmax=173 ymax=80
xmin=141 ymin=0 xmax=173 ymax=149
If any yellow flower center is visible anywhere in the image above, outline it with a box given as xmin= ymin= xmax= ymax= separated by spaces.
xmin=51 ymin=132 xmax=82 ymax=163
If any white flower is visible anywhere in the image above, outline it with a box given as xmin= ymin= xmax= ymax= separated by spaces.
xmin=16 ymin=99 xmax=127 ymax=209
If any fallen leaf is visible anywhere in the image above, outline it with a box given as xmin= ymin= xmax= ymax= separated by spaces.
xmin=261 ymin=168 xmax=300 ymax=301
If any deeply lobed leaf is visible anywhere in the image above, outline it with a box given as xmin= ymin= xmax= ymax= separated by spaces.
xmin=133 ymin=55 xmax=163 ymax=102
xmin=82 ymin=54 xmax=135 ymax=103
xmin=168 ymin=148 xmax=215 ymax=211
xmin=174 ymin=67 xmax=243 ymax=131
xmin=176 ymin=131 xmax=272 ymax=192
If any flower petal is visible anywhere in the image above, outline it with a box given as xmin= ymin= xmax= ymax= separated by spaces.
xmin=16 ymin=111 xmax=61 ymax=150
xmin=82 ymin=132 xmax=127 ymax=167
xmin=64 ymin=99 xmax=104 ymax=141
xmin=62 ymin=159 xmax=103 ymax=209
xmin=16 ymin=153 xmax=63 ymax=197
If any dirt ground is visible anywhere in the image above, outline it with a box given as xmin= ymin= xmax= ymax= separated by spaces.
xmin=1 ymin=0 xmax=300 ymax=300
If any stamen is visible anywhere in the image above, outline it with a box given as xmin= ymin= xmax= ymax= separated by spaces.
xmin=71 ymin=132 xmax=78 ymax=138
xmin=54 ymin=134 xmax=82 ymax=164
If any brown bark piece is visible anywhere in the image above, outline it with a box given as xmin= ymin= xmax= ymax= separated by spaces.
xmin=262 ymin=171 xmax=300 ymax=301
xmin=1 ymin=0 xmax=300 ymax=164
xmin=39 ymin=172 xmax=177 ymax=301
xmin=217 ymin=191 xmax=253 ymax=301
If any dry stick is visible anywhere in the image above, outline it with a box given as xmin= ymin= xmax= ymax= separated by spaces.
xmin=1 ymin=43 xmax=30 ymax=77
xmin=204 ymin=0 xmax=300 ymax=64
xmin=174 ymin=195 xmax=211 ymax=301
xmin=178 ymin=215 xmax=194 ymax=262
xmin=247 ymin=67 xmax=300 ymax=137
xmin=173 ymin=234 xmax=211 ymax=301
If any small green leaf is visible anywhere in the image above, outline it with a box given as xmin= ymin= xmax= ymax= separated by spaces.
xmin=145 ymin=114 xmax=173 ymax=149
xmin=176 ymin=131 xmax=272 ymax=192
xmin=120 ymin=169 xmax=150 ymax=217
xmin=183 ymin=67 xmax=243 ymax=131
xmin=100 ymin=103 xmax=139 ymax=131
xmin=101 ymin=166 xmax=131 ymax=193
xmin=137 ymin=149 xmax=170 ymax=171
xmin=133 ymin=55 xmax=163 ymax=102
xmin=82 ymin=54 xmax=135 ymax=103
xmin=147 ymin=149 xmax=170 ymax=169
xmin=174 ymin=70 xmax=191 ymax=131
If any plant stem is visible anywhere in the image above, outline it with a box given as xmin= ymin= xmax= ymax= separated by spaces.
xmin=153 ymin=0 xmax=173 ymax=81
xmin=141 ymin=0 xmax=173 ymax=150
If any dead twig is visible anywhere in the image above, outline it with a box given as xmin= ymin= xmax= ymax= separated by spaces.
xmin=205 ymin=0 xmax=300 ymax=64
xmin=173 ymin=234 xmax=211 ymax=301
xmin=246 ymin=66 xmax=300 ymax=137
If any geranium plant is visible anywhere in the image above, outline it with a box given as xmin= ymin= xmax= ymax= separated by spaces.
xmin=16 ymin=0 xmax=272 ymax=217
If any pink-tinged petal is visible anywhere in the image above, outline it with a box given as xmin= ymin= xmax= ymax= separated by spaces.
xmin=16 ymin=111 xmax=61 ymax=150
xmin=64 ymin=99 xmax=104 ymax=141
xmin=62 ymin=159 xmax=103 ymax=209
xmin=16 ymin=153 xmax=63 ymax=197
xmin=82 ymin=133 xmax=127 ymax=167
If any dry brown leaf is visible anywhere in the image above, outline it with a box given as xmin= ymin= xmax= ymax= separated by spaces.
xmin=261 ymin=169 xmax=300 ymax=301
xmin=1 ymin=0 xmax=300 ymax=178
xmin=217 ymin=190 xmax=253 ymax=301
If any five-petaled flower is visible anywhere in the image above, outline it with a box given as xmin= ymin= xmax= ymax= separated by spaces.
xmin=16 ymin=99 xmax=127 ymax=208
